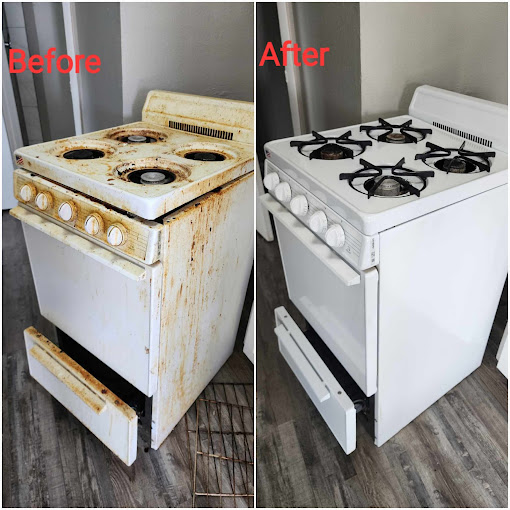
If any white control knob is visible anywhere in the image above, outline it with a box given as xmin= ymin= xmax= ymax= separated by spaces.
xmin=325 ymin=224 xmax=346 ymax=248
xmin=20 ymin=184 xmax=36 ymax=202
xmin=58 ymin=201 xmax=77 ymax=222
xmin=290 ymin=195 xmax=308 ymax=216
xmin=107 ymin=223 xmax=127 ymax=246
xmin=35 ymin=192 xmax=53 ymax=211
xmin=84 ymin=213 xmax=104 ymax=236
xmin=263 ymin=172 xmax=280 ymax=191
xmin=274 ymin=182 xmax=291 ymax=203
xmin=309 ymin=211 xmax=328 ymax=234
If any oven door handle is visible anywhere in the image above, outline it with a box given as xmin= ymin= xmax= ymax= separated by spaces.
xmin=10 ymin=206 xmax=146 ymax=281
xmin=260 ymin=194 xmax=361 ymax=287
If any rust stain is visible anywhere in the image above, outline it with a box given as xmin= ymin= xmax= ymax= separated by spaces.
xmin=154 ymin=171 xmax=252 ymax=438
xmin=106 ymin=127 xmax=168 ymax=143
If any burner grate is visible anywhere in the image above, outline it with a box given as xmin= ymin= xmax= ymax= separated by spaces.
xmin=186 ymin=383 xmax=254 ymax=508
xmin=290 ymin=130 xmax=372 ymax=159
xmin=360 ymin=118 xmax=432 ymax=144
xmin=415 ymin=141 xmax=495 ymax=173
xmin=340 ymin=158 xmax=434 ymax=198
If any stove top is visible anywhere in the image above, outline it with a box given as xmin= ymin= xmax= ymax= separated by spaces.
xmin=265 ymin=114 xmax=508 ymax=234
xmin=14 ymin=91 xmax=254 ymax=220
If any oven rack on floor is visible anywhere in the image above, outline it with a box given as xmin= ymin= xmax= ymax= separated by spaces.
xmin=185 ymin=382 xmax=254 ymax=508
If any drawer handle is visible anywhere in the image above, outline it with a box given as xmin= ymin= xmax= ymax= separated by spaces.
xmin=260 ymin=194 xmax=361 ymax=287
xmin=29 ymin=345 xmax=107 ymax=415
xmin=275 ymin=324 xmax=331 ymax=403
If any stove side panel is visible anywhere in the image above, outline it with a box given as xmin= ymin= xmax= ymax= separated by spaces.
xmin=151 ymin=171 xmax=254 ymax=449
xmin=375 ymin=184 xmax=508 ymax=447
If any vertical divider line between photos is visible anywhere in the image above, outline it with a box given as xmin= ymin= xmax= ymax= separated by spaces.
xmin=253 ymin=1 xmax=257 ymax=506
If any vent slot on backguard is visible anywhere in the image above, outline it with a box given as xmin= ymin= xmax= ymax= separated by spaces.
xmin=168 ymin=121 xmax=234 ymax=141
xmin=433 ymin=122 xmax=493 ymax=148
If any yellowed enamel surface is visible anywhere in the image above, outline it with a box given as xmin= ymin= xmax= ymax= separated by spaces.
xmin=142 ymin=90 xmax=254 ymax=144
xmin=14 ymin=119 xmax=253 ymax=219
xmin=151 ymin=172 xmax=254 ymax=449
xmin=14 ymin=169 xmax=162 ymax=263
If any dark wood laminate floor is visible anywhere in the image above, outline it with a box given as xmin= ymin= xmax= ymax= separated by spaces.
xmin=256 ymin=233 xmax=508 ymax=508
xmin=2 ymin=211 xmax=254 ymax=508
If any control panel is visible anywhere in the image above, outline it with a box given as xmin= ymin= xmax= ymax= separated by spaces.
xmin=14 ymin=169 xmax=162 ymax=264
xmin=263 ymin=162 xmax=379 ymax=270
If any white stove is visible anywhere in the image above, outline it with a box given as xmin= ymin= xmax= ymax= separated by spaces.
xmin=261 ymin=86 xmax=507 ymax=454
xmin=11 ymin=91 xmax=254 ymax=465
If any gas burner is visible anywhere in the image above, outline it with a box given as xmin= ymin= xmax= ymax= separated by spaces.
xmin=290 ymin=130 xmax=372 ymax=159
xmin=360 ymin=118 xmax=432 ymax=144
xmin=122 ymin=135 xmax=157 ymax=143
xmin=184 ymin=151 xmax=225 ymax=161
xmin=63 ymin=149 xmax=105 ymax=160
xmin=415 ymin=141 xmax=495 ymax=174
xmin=107 ymin=128 xmax=167 ymax=144
xmin=339 ymin=158 xmax=434 ymax=199
xmin=127 ymin=169 xmax=176 ymax=185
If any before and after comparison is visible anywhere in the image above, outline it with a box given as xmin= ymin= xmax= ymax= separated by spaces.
xmin=1 ymin=1 xmax=508 ymax=508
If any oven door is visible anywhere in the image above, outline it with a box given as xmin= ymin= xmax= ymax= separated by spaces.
xmin=262 ymin=194 xmax=378 ymax=397
xmin=11 ymin=205 xmax=161 ymax=397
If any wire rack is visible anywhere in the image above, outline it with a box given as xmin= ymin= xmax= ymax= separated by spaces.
xmin=186 ymin=383 xmax=254 ymax=508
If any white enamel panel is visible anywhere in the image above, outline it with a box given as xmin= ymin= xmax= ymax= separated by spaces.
xmin=19 ymin=209 xmax=161 ymax=396
xmin=266 ymin=194 xmax=378 ymax=396
xmin=275 ymin=307 xmax=356 ymax=454
xmin=375 ymin=185 xmax=508 ymax=446
xmin=409 ymin=85 xmax=508 ymax=152
xmin=24 ymin=327 xmax=137 ymax=466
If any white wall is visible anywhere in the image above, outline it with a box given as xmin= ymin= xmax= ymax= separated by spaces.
xmin=120 ymin=2 xmax=254 ymax=123
xmin=360 ymin=2 xmax=508 ymax=121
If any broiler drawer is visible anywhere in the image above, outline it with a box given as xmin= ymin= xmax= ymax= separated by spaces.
xmin=24 ymin=327 xmax=138 ymax=465
xmin=274 ymin=306 xmax=358 ymax=454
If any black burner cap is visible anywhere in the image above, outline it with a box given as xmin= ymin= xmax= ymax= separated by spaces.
xmin=184 ymin=151 xmax=225 ymax=162
xmin=63 ymin=149 xmax=105 ymax=159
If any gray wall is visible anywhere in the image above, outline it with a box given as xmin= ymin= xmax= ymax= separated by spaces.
xmin=120 ymin=2 xmax=254 ymax=123
xmin=74 ymin=3 xmax=123 ymax=132
xmin=23 ymin=2 xmax=75 ymax=141
xmin=359 ymin=2 xmax=508 ymax=120
xmin=256 ymin=2 xmax=293 ymax=163
xmin=294 ymin=2 xmax=361 ymax=132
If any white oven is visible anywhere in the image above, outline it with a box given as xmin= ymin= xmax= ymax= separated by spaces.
xmin=261 ymin=86 xmax=508 ymax=457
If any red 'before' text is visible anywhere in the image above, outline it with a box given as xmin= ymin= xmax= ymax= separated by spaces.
xmin=259 ymin=40 xmax=329 ymax=67
xmin=9 ymin=47 xmax=101 ymax=74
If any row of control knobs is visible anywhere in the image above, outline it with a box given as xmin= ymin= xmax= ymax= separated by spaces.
xmin=263 ymin=172 xmax=345 ymax=248
xmin=20 ymin=184 xmax=127 ymax=246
